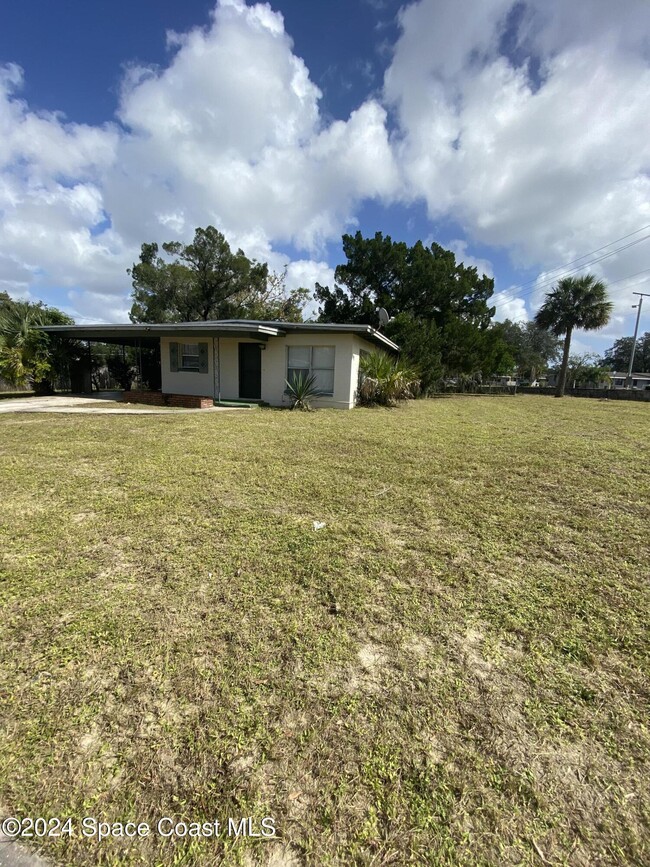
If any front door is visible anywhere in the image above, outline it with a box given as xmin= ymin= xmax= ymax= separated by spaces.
xmin=239 ymin=343 xmax=262 ymax=399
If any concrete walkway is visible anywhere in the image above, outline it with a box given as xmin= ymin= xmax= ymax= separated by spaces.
xmin=0 ymin=838 xmax=51 ymax=867
xmin=0 ymin=393 xmax=245 ymax=415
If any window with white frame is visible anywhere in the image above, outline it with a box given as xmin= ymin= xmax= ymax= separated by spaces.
xmin=181 ymin=343 xmax=200 ymax=371
xmin=287 ymin=345 xmax=335 ymax=395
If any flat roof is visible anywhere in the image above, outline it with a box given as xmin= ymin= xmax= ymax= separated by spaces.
xmin=39 ymin=319 xmax=400 ymax=352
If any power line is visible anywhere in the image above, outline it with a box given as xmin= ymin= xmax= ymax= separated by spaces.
xmin=606 ymin=268 xmax=650 ymax=288
xmin=492 ymin=232 xmax=650 ymax=310
xmin=491 ymin=223 xmax=650 ymax=305
xmin=493 ymin=232 xmax=650 ymax=308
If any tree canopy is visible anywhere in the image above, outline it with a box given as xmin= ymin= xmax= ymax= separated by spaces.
xmin=315 ymin=231 xmax=508 ymax=389
xmin=534 ymin=274 xmax=612 ymax=397
xmin=129 ymin=226 xmax=308 ymax=323
xmin=602 ymin=332 xmax=650 ymax=373
xmin=495 ymin=319 xmax=562 ymax=381
xmin=0 ymin=294 xmax=77 ymax=392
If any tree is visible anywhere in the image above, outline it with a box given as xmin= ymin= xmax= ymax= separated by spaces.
xmin=385 ymin=312 xmax=442 ymax=393
xmin=0 ymin=298 xmax=76 ymax=393
xmin=233 ymin=268 xmax=309 ymax=323
xmin=559 ymin=353 xmax=612 ymax=389
xmin=317 ymin=232 xmax=495 ymax=330
xmin=496 ymin=319 xmax=562 ymax=381
xmin=602 ymin=332 xmax=650 ymax=373
xmin=534 ymin=275 xmax=612 ymax=397
xmin=315 ymin=231 xmax=503 ymax=387
xmin=129 ymin=226 xmax=309 ymax=323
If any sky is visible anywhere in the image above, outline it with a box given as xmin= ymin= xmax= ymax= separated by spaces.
xmin=1 ymin=0 xmax=649 ymax=356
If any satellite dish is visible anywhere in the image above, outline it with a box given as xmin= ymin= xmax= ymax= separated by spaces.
xmin=377 ymin=307 xmax=390 ymax=327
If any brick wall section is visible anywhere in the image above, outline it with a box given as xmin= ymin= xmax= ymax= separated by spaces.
xmin=166 ymin=395 xmax=214 ymax=408
xmin=518 ymin=386 xmax=650 ymax=402
xmin=122 ymin=390 xmax=214 ymax=409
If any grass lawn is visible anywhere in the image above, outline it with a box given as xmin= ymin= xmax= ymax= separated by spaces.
xmin=1 ymin=396 xmax=648 ymax=866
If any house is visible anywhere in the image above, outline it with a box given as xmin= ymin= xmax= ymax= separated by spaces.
xmin=610 ymin=371 xmax=650 ymax=390
xmin=545 ymin=370 xmax=650 ymax=390
xmin=490 ymin=375 xmax=518 ymax=387
xmin=40 ymin=320 xmax=399 ymax=409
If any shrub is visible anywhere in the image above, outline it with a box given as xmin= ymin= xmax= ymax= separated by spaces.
xmin=358 ymin=351 xmax=420 ymax=407
xmin=107 ymin=356 xmax=136 ymax=391
xmin=285 ymin=372 xmax=321 ymax=411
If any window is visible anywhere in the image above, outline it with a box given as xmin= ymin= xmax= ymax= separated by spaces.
xmin=181 ymin=343 xmax=200 ymax=371
xmin=287 ymin=345 xmax=335 ymax=395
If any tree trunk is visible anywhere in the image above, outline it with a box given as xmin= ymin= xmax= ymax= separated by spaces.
xmin=556 ymin=327 xmax=572 ymax=397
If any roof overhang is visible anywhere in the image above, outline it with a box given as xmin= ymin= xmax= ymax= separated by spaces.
xmin=38 ymin=322 xmax=284 ymax=347
xmin=39 ymin=320 xmax=400 ymax=352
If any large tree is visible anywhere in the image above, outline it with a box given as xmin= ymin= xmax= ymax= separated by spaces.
xmin=129 ymin=226 xmax=308 ymax=323
xmin=602 ymin=332 xmax=650 ymax=373
xmin=534 ymin=275 xmax=612 ymax=397
xmin=315 ymin=231 xmax=502 ymax=384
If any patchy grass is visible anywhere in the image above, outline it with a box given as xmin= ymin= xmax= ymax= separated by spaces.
xmin=0 ymin=396 xmax=648 ymax=866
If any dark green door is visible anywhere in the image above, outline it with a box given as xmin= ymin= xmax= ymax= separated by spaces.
xmin=239 ymin=343 xmax=262 ymax=399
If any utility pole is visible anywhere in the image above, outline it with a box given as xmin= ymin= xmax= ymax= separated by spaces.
xmin=626 ymin=291 xmax=649 ymax=388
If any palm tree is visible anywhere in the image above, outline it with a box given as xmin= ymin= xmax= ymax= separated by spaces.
xmin=0 ymin=303 xmax=42 ymax=387
xmin=535 ymin=275 xmax=612 ymax=397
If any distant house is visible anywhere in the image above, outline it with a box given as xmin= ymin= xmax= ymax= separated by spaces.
xmin=545 ymin=370 xmax=650 ymax=390
xmin=610 ymin=371 xmax=650 ymax=390
xmin=41 ymin=319 xmax=398 ymax=409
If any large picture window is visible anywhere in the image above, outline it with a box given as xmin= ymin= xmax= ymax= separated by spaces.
xmin=287 ymin=345 xmax=335 ymax=395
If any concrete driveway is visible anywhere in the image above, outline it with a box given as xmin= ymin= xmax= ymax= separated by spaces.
xmin=0 ymin=392 xmax=243 ymax=415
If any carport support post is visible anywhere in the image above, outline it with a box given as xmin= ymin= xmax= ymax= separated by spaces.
xmin=87 ymin=341 xmax=93 ymax=393
xmin=213 ymin=336 xmax=221 ymax=402
xmin=137 ymin=338 xmax=143 ymax=388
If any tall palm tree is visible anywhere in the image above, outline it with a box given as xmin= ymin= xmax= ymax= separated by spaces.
xmin=535 ymin=275 xmax=612 ymax=397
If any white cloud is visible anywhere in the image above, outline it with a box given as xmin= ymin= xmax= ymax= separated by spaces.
xmin=0 ymin=0 xmax=648 ymax=342
xmin=385 ymin=0 xmax=650 ymax=339
xmin=106 ymin=0 xmax=398 ymax=254
xmin=0 ymin=1 xmax=397 ymax=320
xmin=490 ymin=289 xmax=528 ymax=324
xmin=447 ymin=240 xmax=494 ymax=278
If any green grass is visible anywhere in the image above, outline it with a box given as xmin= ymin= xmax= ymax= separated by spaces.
xmin=0 ymin=396 xmax=648 ymax=866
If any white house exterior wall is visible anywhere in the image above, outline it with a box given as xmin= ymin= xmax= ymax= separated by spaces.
xmin=160 ymin=332 xmax=380 ymax=408
xmin=160 ymin=336 xmax=215 ymax=397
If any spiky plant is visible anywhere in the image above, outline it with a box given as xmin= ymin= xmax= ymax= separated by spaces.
xmin=285 ymin=372 xmax=321 ymax=411
xmin=535 ymin=275 xmax=612 ymax=397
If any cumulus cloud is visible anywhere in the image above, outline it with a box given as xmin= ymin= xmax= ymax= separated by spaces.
xmin=490 ymin=290 xmax=528 ymax=324
xmin=0 ymin=0 xmax=648 ymax=338
xmin=107 ymin=0 xmax=398 ymax=251
xmin=385 ymin=0 xmax=650 ymax=330
xmin=446 ymin=240 xmax=494 ymax=279
xmin=0 ymin=0 xmax=397 ymax=320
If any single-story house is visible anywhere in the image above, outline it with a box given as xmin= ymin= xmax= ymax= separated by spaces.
xmin=545 ymin=370 xmax=650 ymax=390
xmin=41 ymin=319 xmax=399 ymax=409
xmin=610 ymin=371 xmax=650 ymax=390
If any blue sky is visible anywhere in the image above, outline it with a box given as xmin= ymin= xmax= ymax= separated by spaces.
xmin=1 ymin=0 xmax=649 ymax=355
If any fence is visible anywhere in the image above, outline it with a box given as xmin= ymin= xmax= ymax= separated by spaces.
xmin=518 ymin=386 xmax=650 ymax=401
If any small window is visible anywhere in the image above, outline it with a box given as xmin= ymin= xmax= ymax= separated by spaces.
xmin=287 ymin=345 xmax=335 ymax=395
xmin=181 ymin=343 xmax=200 ymax=371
